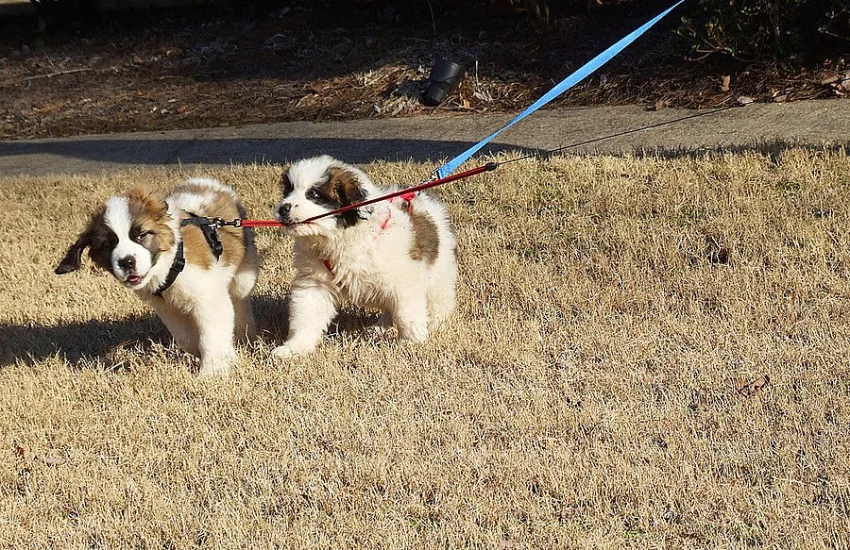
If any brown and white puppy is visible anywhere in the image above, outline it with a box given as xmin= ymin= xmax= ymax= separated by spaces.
xmin=271 ymin=155 xmax=457 ymax=359
xmin=56 ymin=178 xmax=259 ymax=376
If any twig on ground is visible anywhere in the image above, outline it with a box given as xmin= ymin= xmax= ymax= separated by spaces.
xmin=2 ymin=68 xmax=93 ymax=87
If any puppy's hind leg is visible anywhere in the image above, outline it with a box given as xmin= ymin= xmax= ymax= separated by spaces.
xmin=426 ymin=212 xmax=458 ymax=331
xmin=428 ymin=284 xmax=457 ymax=330
xmin=272 ymin=281 xmax=337 ymax=360
xmin=392 ymin=288 xmax=430 ymax=343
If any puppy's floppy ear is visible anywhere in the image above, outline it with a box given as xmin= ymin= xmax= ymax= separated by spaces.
xmin=55 ymin=231 xmax=92 ymax=274
xmin=56 ymin=206 xmax=106 ymax=275
xmin=328 ymin=167 xmax=366 ymax=206
xmin=327 ymin=167 xmax=368 ymax=227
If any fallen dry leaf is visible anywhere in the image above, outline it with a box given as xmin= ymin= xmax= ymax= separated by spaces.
xmin=821 ymin=71 xmax=841 ymax=85
xmin=738 ymin=375 xmax=770 ymax=397
xmin=721 ymin=75 xmax=731 ymax=92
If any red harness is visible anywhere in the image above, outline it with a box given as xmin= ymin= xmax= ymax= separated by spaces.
xmin=322 ymin=191 xmax=417 ymax=276
xmin=378 ymin=190 xmax=417 ymax=231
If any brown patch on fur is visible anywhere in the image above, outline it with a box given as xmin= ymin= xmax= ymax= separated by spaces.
xmin=173 ymin=184 xmax=248 ymax=269
xmin=125 ymin=187 xmax=167 ymax=220
xmin=323 ymin=167 xmax=364 ymax=206
xmin=311 ymin=167 xmax=366 ymax=228
xmin=181 ymin=227 xmax=214 ymax=270
xmin=409 ymin=210 xmax=440 ymax=264
xmin=125 ymin=188 xmax=176 ymax=266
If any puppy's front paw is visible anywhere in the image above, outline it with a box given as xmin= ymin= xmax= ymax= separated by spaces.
xmin=396 ymin=322 xmax=429 ymax=344
xmin=271 ymin=345 xmax=296 ymax=360
xmin=199 ymin=355 xmax=233 ymax=377
xmin=271 ymin=341 xmax=313 ymax=361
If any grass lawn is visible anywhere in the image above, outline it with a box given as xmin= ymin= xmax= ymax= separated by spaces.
xmin=1 ymin=150 xmax=849 ymax=548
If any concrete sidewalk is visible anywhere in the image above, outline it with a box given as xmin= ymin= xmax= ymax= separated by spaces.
xmin=1 ymin=100 xmax=847 ymax=177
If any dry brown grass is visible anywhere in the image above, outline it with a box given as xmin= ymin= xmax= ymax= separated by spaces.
xmin=1 ymin=149 xmax=850 ymax=549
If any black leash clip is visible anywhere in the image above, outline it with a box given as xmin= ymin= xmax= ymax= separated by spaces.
xmin=219 ymin=217 xmax=243 ymax=227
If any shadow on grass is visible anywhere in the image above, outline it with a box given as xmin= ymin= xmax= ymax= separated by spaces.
xmin=0 ymin=314 xmax=168 ymax=367
xmin=0 ymin=293 xmax=384 ymax=368
xmin=254 ymin=296 xmax=390 ymax=347
xmin=629 ymin=140 xmax=850 ymax=162
xmin=0 ymin=294 xmax=290 ymax=368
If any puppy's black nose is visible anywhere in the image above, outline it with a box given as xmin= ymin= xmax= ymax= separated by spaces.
xmin=118 ymin=256 xmax=136 ymax=270
xmin=277 ymin=203 xmax=292 ymax=220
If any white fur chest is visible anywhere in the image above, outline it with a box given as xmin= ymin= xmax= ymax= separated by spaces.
xmin=300 ymin=206 xmax=416 ymax=307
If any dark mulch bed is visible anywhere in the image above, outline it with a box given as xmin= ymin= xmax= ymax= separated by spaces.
xmin=1 ymin=1 xmax=847 ymax=140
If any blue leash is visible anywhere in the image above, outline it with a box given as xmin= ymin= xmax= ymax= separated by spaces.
xmin=435 ymin=0 xmax=688 ymax=179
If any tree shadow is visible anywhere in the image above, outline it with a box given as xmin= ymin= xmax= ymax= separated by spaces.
xmin=0 ymin=136 xmax=541 ymax=175
xmin=628 ymin=139 xmax=849 ymax=162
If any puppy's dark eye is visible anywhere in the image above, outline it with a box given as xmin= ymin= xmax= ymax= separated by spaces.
xmin=306 ymin=189 xmax=320 ymax=200
xmin=134 ymin=231 xmax=152 ymax=243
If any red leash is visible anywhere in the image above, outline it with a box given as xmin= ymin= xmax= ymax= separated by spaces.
xmin=230 ymin=162 xmax=497 ymax=228
xmin=236 ymin=219 xmax=290 ymax=227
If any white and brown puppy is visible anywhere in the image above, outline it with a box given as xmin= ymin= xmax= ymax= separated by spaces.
xmin=56 ymin=178 xmax=259 ymax=376
xmin=272 ymin=155 xmax=457 ymax=359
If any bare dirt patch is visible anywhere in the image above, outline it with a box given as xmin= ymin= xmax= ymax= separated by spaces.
xmin=1 ymin=2 xmax=846 ymax=140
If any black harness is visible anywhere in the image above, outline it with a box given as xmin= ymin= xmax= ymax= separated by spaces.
xmin=151 ymin=241 xmax=185 ymax=297
xmin=151 ymin=214 xmax=225 ymax=297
